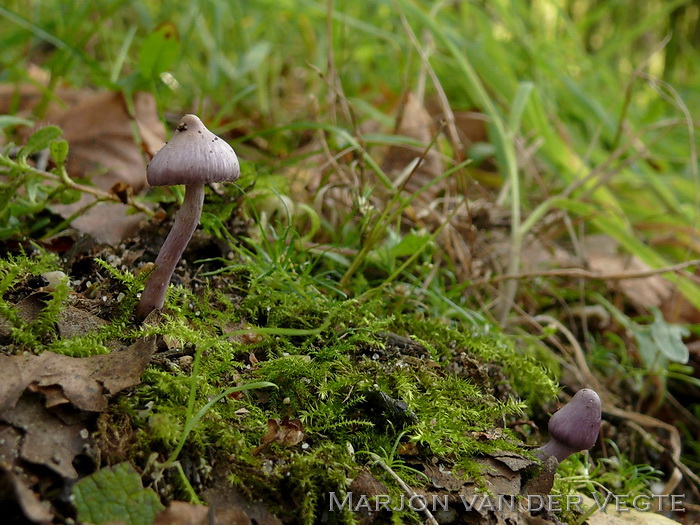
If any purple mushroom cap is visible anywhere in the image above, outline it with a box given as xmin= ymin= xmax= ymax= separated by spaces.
xmin=537 ymin=388 xmax=601 ymax=463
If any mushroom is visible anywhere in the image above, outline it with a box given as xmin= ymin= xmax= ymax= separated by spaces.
xmin=135 ymin=114 xmax=240 ymax=320
xmin=536 ymin=388 xmax=601 ymax=463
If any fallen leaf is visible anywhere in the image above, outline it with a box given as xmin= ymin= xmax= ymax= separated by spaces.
xmin=203 ymin=474 xmax=282 ymax=525
xmin=154 ymin=501 xmax=210 ymax=525
xmin=0 ymin=336 xmax=156 ymax=413
xmin=0 ymin=464 xmax=53 ymax=524
xmin=478 ymin=456 xmax=521 ymax=496
xmin=490 ymin=450 xmax=537 ymax=472
xmin=349 ymin=469 xmax=389 ymax=497
xmin=47 ymin=90 xmax=163 ymax=191
xmin=521 ymin=455 xmax=558 ymax=498
xmin=424 ymin=462 xmax=467 ymax=492
xmin=1 ymin=82 xmax=165 ymax=243
xmin=2 ymin=394 xmax=89 ymax=479
xmin=44 ymin=90 xmax=164 ymax=243
xmin=0 ymin=294 xmax=44 ymax=343
xmin=584 ymin=234 xmax=672 ymax=309
xmin=253 ymin=417 xmax=305 ymax=454
xmin=382 ymin=92 xmax=444 ymax=198
xmin=57 ymin=305 xmax=109 ymax=339
xmin=0 ymin=83 xmax=91 ymax=122
xmin=0 ymin=337 xmax=154 ymax=483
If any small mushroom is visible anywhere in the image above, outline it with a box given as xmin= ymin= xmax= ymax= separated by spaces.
xmin=135 ymin=114 xmax=240 ymax=320
xmin=536 ymin=388 xmax=601 ymax=463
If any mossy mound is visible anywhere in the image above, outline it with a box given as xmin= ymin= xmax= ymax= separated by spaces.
xmin=0 ymin=251 xmax=559 ymax=523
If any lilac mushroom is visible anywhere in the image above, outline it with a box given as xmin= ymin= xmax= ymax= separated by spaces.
xmin=537 ymin=388 xmax=602 ymax=463
xmin=136 ymin=114 xmax=240 ymax=320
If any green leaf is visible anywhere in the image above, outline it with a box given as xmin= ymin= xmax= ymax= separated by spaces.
xmin=138 ymin=22 xmax=180 ymax=80
xmin=649 ymin=307 xmax=689 ymax=364
xmin=629 ymin=307 xmax=690 ymax=368
xmin=389 ymin=232 xmax=432 ymax=259
xmin=59 ymin=187 xmax=82 ymax=205
xmin=0 ymin=115 xmax=34 ymax=130
xmin=49 ymin=138 xmax=69 ymax=166
xmin=630 ymin=324 xmax=662 ymax=368
xmin=508 ymin=81 xmax=534 ymax=134
xmin=20 ymin=126 xmax=63 ymax=159
xmin=72 ymin=462 xmax=164 ymax=525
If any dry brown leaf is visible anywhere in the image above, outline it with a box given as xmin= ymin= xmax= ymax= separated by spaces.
xmin=203 ymin=476 xmax=282 ymax=525
xmin=490 ymin=450 xmax=538 ymax=472
xmin=253 ymin=417 xmax=305 ymax=454
xmin=0 ymin=336 xmax=156 ymax=516
xmin=44 ymin=90 xmax=165 ymax=243
xmin=424 ymin=96 xmax=489 ymax=146
xmin=661 ymin=287 xmax=700 ymax=325
xmin=0 ymin=336 xmax=156 ymax=413
xmin=47 ymin=90 xmax=162 ymax=191
xmin=2 ymin=394 xmax=88 ymax=479
xmin=0 ymin=294 xmax=44 ymax=343
xmin=479 ymin=456 xmax=522 ymax=496
xmin=349 ymin=469 xmax=389 ymax=497
xmin=382 ymin=91 xmax=444 ymax=198
xmin=57 ymin=305 xmax=110 ymax=339
xmin=154 ymin=501 xmax=210 ymax=525
xmin=423 ymin=462 xmax=467 ymax=492
xmin=0 ymin=84 xmax=91 ymax=123
xmin=521 ymin=455 xmax=558 ymax=498
xmin=0 ymin=464 xmax=53 ymax=524
xmin=585 ymin=237 xmax=673 ymax=309
xmin=1 ymin=83 xmax=165 ymax=243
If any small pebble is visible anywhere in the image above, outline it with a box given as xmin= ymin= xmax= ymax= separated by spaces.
xmin=41 ymin=271 xmax=68 ymax=292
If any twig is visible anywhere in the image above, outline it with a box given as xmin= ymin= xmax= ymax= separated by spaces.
xmin=531 ymin=314 xmax=596 ymax=388
xmin=470 ymin=258 xmax=700 ymax=286
xmin=364 ymin=452 xmax=439 ymax=525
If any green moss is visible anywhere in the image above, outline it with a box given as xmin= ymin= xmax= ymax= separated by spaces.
xmin=1 ymin=252 xmax=559 ymax=524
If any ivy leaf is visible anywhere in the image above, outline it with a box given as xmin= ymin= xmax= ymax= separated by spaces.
xmin=72 ymin=462 xmax=164 ymax=525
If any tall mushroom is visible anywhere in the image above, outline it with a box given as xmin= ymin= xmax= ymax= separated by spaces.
xmin=537 ymin=388 xmax=601 ymax=463
xmin=135 ymin=114 xmax=240 ymax=320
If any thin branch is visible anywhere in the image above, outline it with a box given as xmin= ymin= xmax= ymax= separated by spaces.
xmin=470 ymin=258 xmax=700 ymax=286
xmin=364 ymin=452 xmax=439 ymax=525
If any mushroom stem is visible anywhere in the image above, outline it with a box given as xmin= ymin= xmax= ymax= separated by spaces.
xmin=136 ymin=184 xmax=205 ymax=320
xmin=536 ymin=439 xmax=576 ymax=464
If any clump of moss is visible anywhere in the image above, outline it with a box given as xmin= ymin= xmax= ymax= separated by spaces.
xmin=0 ymin=252 xmax=558 ymax=524
xmin=120 ymin=271 xmax=558 ymax=522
